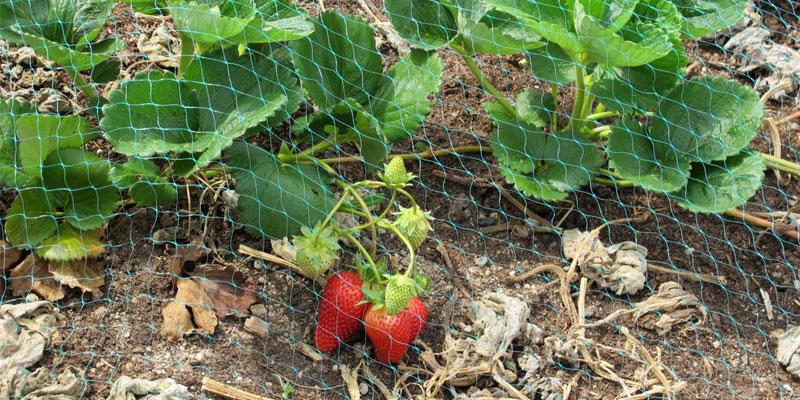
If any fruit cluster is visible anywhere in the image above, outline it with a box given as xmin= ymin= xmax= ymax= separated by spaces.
xmin=292 ymin=157 xmax=432 ymax=363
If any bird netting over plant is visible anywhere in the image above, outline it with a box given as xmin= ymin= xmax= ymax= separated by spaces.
xmin=0 ymin=0 xmax=799 ymax=398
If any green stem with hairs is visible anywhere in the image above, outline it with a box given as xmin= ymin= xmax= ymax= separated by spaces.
xmin=66 ymin=68 xmax=97 ymax=102
xmin=345 ymin=186 xmax=379 ymax=257
xmin=178 ymin=32 xmax=194 ymax=79
xmin=759 ymin=152 xmax=800 ymax=175
xmin=567 ymin=64 xmax=587 ymax=131
xmin=336 ymin=228 xmax=380 ymax=277
xmin=344 ymin=189 xmax=396 ymax=234
xmin=551 ymin=84 xmax=559 ymax=131
xmin=395 ymin=187 xmax=417 ymax=209
xmin=585 ymin=111 xmax=619 ymax=121
xmin=593 ymin=176 xmax=635 ymax=187
xmin=451 ymin=41 xmax=516 ymax=117
xmin=376 ymin=220 xmax=417 ymax=277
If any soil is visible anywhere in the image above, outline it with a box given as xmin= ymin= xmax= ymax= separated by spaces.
xmin=1 ymin=1 xmax=799 ymax=399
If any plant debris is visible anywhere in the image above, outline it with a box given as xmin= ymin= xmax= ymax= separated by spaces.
xmin=9 ymin=254 xmax=104 ymax=301
xmin=561 ymin=229 xmax=648 ymax=295
xmin=107 ymin=376 xmax=192 ymax=400
xmin=634 ymin=281 xmax=708 ymax=335
xmin=773 ymin=326 xmax=800 ymax=378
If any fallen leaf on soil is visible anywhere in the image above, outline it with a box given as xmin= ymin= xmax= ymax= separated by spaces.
xmin=169 ymin=240 xmax=208 ymax=282
xmin=189 ymin=264 xmax=258 ymax=318
xmin=9 ymin=254 xmax=66 ymax=301
xmin=634 ymin=281 xmax=708 ymax=335
xmin=725 ymin=26 xmax=800 ymax=100
xmin=137 ymin=29 xmax=180 ymax=69
xmin=773 ymin=325 xmax=800 ymax=378
xmin=562 ymin=229 xmax=648 ymax=295
xmin=161 ymin=278 xmax=218 ymax=341
xmin=0 ymin=301 xmax=55 ymax=370
xmin=1 ymin=366 xmax=84 ymax=399
xmin=107 ymin=375 xmax=192 ymax=400
xmin=47 ymin=259 xmax=104 ymax=294
xmin=1 ymin=241 xmax=23 ymax=273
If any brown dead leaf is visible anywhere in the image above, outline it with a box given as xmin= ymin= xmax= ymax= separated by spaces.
xmin=1 ymin=241 xmax=23 ymax=274
xmin=189 ymin=264 xmax=258 ymax=318
xmin=169 ymin=240 xmax=208 ymax=283
xmin=47 ymin=259 xmax=104 ymax=294
xmin=9 ymin=254 xmax=65 ymax=301
xmin=160 ymin=278 xmax=218 ymax=341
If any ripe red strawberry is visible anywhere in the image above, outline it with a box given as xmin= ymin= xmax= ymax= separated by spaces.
xmin=314 ymin=271 xmax=367 ymax=353
xmin=364 ymin=303 xmax=416 ymax=364
xmin=404 ymin=297 xmax=427 ymax=341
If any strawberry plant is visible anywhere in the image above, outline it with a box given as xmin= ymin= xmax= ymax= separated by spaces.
xmin=0 ymin=99 xmax=114 ymax=260
xmin=0 ymin=0 xmax=124 ymax=101
xmin=384 ymin=0 xmax=770 ymax=213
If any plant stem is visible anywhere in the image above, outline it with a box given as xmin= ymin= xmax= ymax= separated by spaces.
xmin=345 ymin=189 xmax=396 ymax=233
xmin=345 ymin=187 xmax=379 ymax=257
xmin=66 ymin=68 xmax=97 ymax=101
xmin=585 ymin=111 xmax=619 ymax=121
xmin=587 ymin=125 xmax=612 ymax=141
xmin=178 ymin=32 xmax=194 ymax=79
xmin=594 ymin=103 xmax=606 ymax=115
xmin=599 ymin=168 xmax=624 ymax=180
xmin=313 ymin=145 xmax=490 ymax=165
xmin=758 ymin=152 xmax=800 ymax=176
xmin=302 ymin=139 xmax=334 ymax=157
xmin=568 ymin=64 xmax=586 ymax=131
xmin=319 ymin=190 xmax=351 ymax=232
xmin=551 ymin=84 xmax=559 ymax=131
xmin=376 ymin=220 xmax=417 ymax=277
xmin=395 ymin=187 xmax=417 ymax=209
xmin=593 ymin=176 xmax=635 ymax=187
xmin=337 ymin=228 xmax=380 ymax=276
xmin=724 ymin=209 xmax=800 ymax=240
xmin=451 ymin=42 xmax=517 ymax=117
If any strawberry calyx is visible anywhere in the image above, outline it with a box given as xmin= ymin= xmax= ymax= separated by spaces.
xmin=379 ymin=156 xmax=416 ymax=188
xmin=392 ymin=205 xmax=434 ymax=251
xmin=292 ymin=221 xmax=340 ymax=279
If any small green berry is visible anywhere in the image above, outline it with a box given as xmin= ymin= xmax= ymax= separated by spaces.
xmin=384 ymin=274 xmax=417 ymax=315
xmin=292 ymin=222 xmax=340 ymax=279
xmin=393 ymin=205 xmax=434 ymax=250
xmin=380 ymin=157 xmax=415 ymax=188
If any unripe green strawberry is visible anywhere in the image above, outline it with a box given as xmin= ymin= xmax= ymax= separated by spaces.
xmin=384 ymin=274 xmax=416 ymax=315
xmin=380 ymin=157 xmax=415 ymax=188
xmin=392 ymin=205 xmax=433 ymax=250
xmin=292 ymin=222 xmax=340 ymax=280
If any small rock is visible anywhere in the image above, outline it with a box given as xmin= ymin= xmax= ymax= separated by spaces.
xmin=359 ymin=382 xmax=369 ymax=395
xmin=243 ymin=317 xmax=269 ymax=340
xmin=250 ymin=304 xmax=267 ymax=319
xmin=194 ymin=350 xmax=206 ymax=362
xmin=474 ymin=256 xmax=488 ymax=267
xmin=26 ymin=293 xmax=40 ymax=302
xmin=332 ymin=364 xmax=339 ymax=372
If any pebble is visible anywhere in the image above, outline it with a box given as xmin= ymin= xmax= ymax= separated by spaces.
xmin=26 ymin=293 xmax=40 ymax=302
xmin=359 ymin=383 xmax=369 ymax=395
xmin=474 ymin=256 xmax=488 ymax=267
xmin=195 ymin=351 xmax=206 ymax=362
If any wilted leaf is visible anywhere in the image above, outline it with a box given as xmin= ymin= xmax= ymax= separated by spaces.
xmin=9 ymin=254 xmax=64 ymax=301
xmin=161 ymin=278 xmax=218 ymax=341
xmin=634 ymin=281 xmax=707 ymax=335
xmin=169 ymin=240 xmax=209 ymax=280
xmin=1 ymin=242 xmax=23 ymax=274
xmin=47 ymin=259 xmax=104 ymax=294
xmin=189 ymin=264 xmax=258 ymax=318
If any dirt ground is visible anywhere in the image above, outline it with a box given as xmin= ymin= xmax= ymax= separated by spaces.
xmin=1 ymin=0 xmax=799 ymax=399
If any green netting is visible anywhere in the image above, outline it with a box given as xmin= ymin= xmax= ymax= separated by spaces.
xmin=0 ymin=0 xmax=799 ymax=398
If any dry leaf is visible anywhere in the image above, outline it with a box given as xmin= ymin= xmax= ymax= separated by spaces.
xmin=270 ymin=238 xmax=297 ymax=263
xmin=169 ymin=240 xmax=208 ymax=282
xmin=562 ymin=229 xmax=648 ymax=295
xmin=634 ymin=281 xmax=707 ymax=335
xmin=9 ymin=254 xmax=65 ymax=301
xmin=189 ymin=264 xmax=258 ymax=318
xmin=1 ymin=241 xmax=23 ymax=274
xmin=47 ymin=259 xmax=104 ymax=294
xmin=160 ymin=279 xmax=218 ymax=341
xmin=773 ymin=326 xmax=800 ymax=378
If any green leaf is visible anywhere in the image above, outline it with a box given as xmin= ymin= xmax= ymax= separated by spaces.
xmin=0 ymin=99 xmax=36 ymax=187
xmin=461 ymin=10 xmax=545 ymax=55
xmin=0 ymin=0 xmax=113 ymax=45
xmin=231 ymin=1 xmax=314 ymax=44
xmin=168 ymin=0 xmax=256 ymax=45
xmin=487 ymin=0 xmax=581 ymax=55
xmin=516 ymin=89 xmax=556 ymax=128
xmin=671 ymin=0 xmax=747 ymax=38
xmin=607 ymin=117 xmax=690 ymax=192
xmin=5 ymin=188 xmax=58 ymax=247
xmin=101 ymin=48 xmax=289 ymax=173
xmin=371 ymin=50 xmax=444 ymax=143
xmin=16 ymin=114 xmax=95 ymax=176
xmin=36 ymin=222 xmax=105 ymax=261
xmin=227 ymin=141 xmax=337 ymax=238
xmin=1 ymin=30 xmax=123 ymax=70
xmin=671 ymin=152 xmax=765 ymax=213
xmin=577 ymin=0 xmax=636 ymax=32
xmin=497 ymin=164 xmax=570 ymax=201
xmin=126 ymin=0 xmax=167 ymax=14
xmin=101 ymin=70 xmax=200 ymax=157
xmin=652 ymin=76 xmax=763 ymax=163
xmin=111 ymin=158 xmax=177 ymax=206
xmin=385 ymin=0 xmax=458 ymax=50
xmin=290 ymin=12 xmax=383 ymax=110
xmin=487 ymin=102 xmax=602 ymax=200
xmin=41 ymin=148 xmax=117 ymax=230
xmin=575 ymin=1 xmax=673 ymax=67
xmin=90 ymin=58 xmax=121 ymax=84
xmin=527 ymin=42 xmax=576 ymax=85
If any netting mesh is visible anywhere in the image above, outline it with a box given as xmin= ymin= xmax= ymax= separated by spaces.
xmin=0 ymin=0 xmax=799 ymax=398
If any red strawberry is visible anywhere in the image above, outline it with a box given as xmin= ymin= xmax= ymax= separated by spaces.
xmin=314 ymin=271 xmax=367 ymax=353
xmin=404 ymin=297 xmax=427 ymax=341
xmin=364 ymin=303 xmax=416 ymax=364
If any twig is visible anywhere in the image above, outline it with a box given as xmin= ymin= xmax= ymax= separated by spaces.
xmin=431 ymin=169 xmax=494 ymax=188
xmin=774 ymin=110 xmax=800 ymax=127
xmin=298 ymin=342 xmax=324 ymax=362
xmin=647 ymin=264 xmax=727 ymax=286
xmin=201 ymin=377 xmax=276 ymax=400
xmin=724 ymin=209 xmax=800 ymax=240
xmin=435 ymin=243 xmax=471 ymax=298
xmin=237 ymin=244 xmax=327 ymax=285
xmin=504 ymin=263 xmax=564 ymax=284
xmin=760 ymin=288 xmax=774 ymax=320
